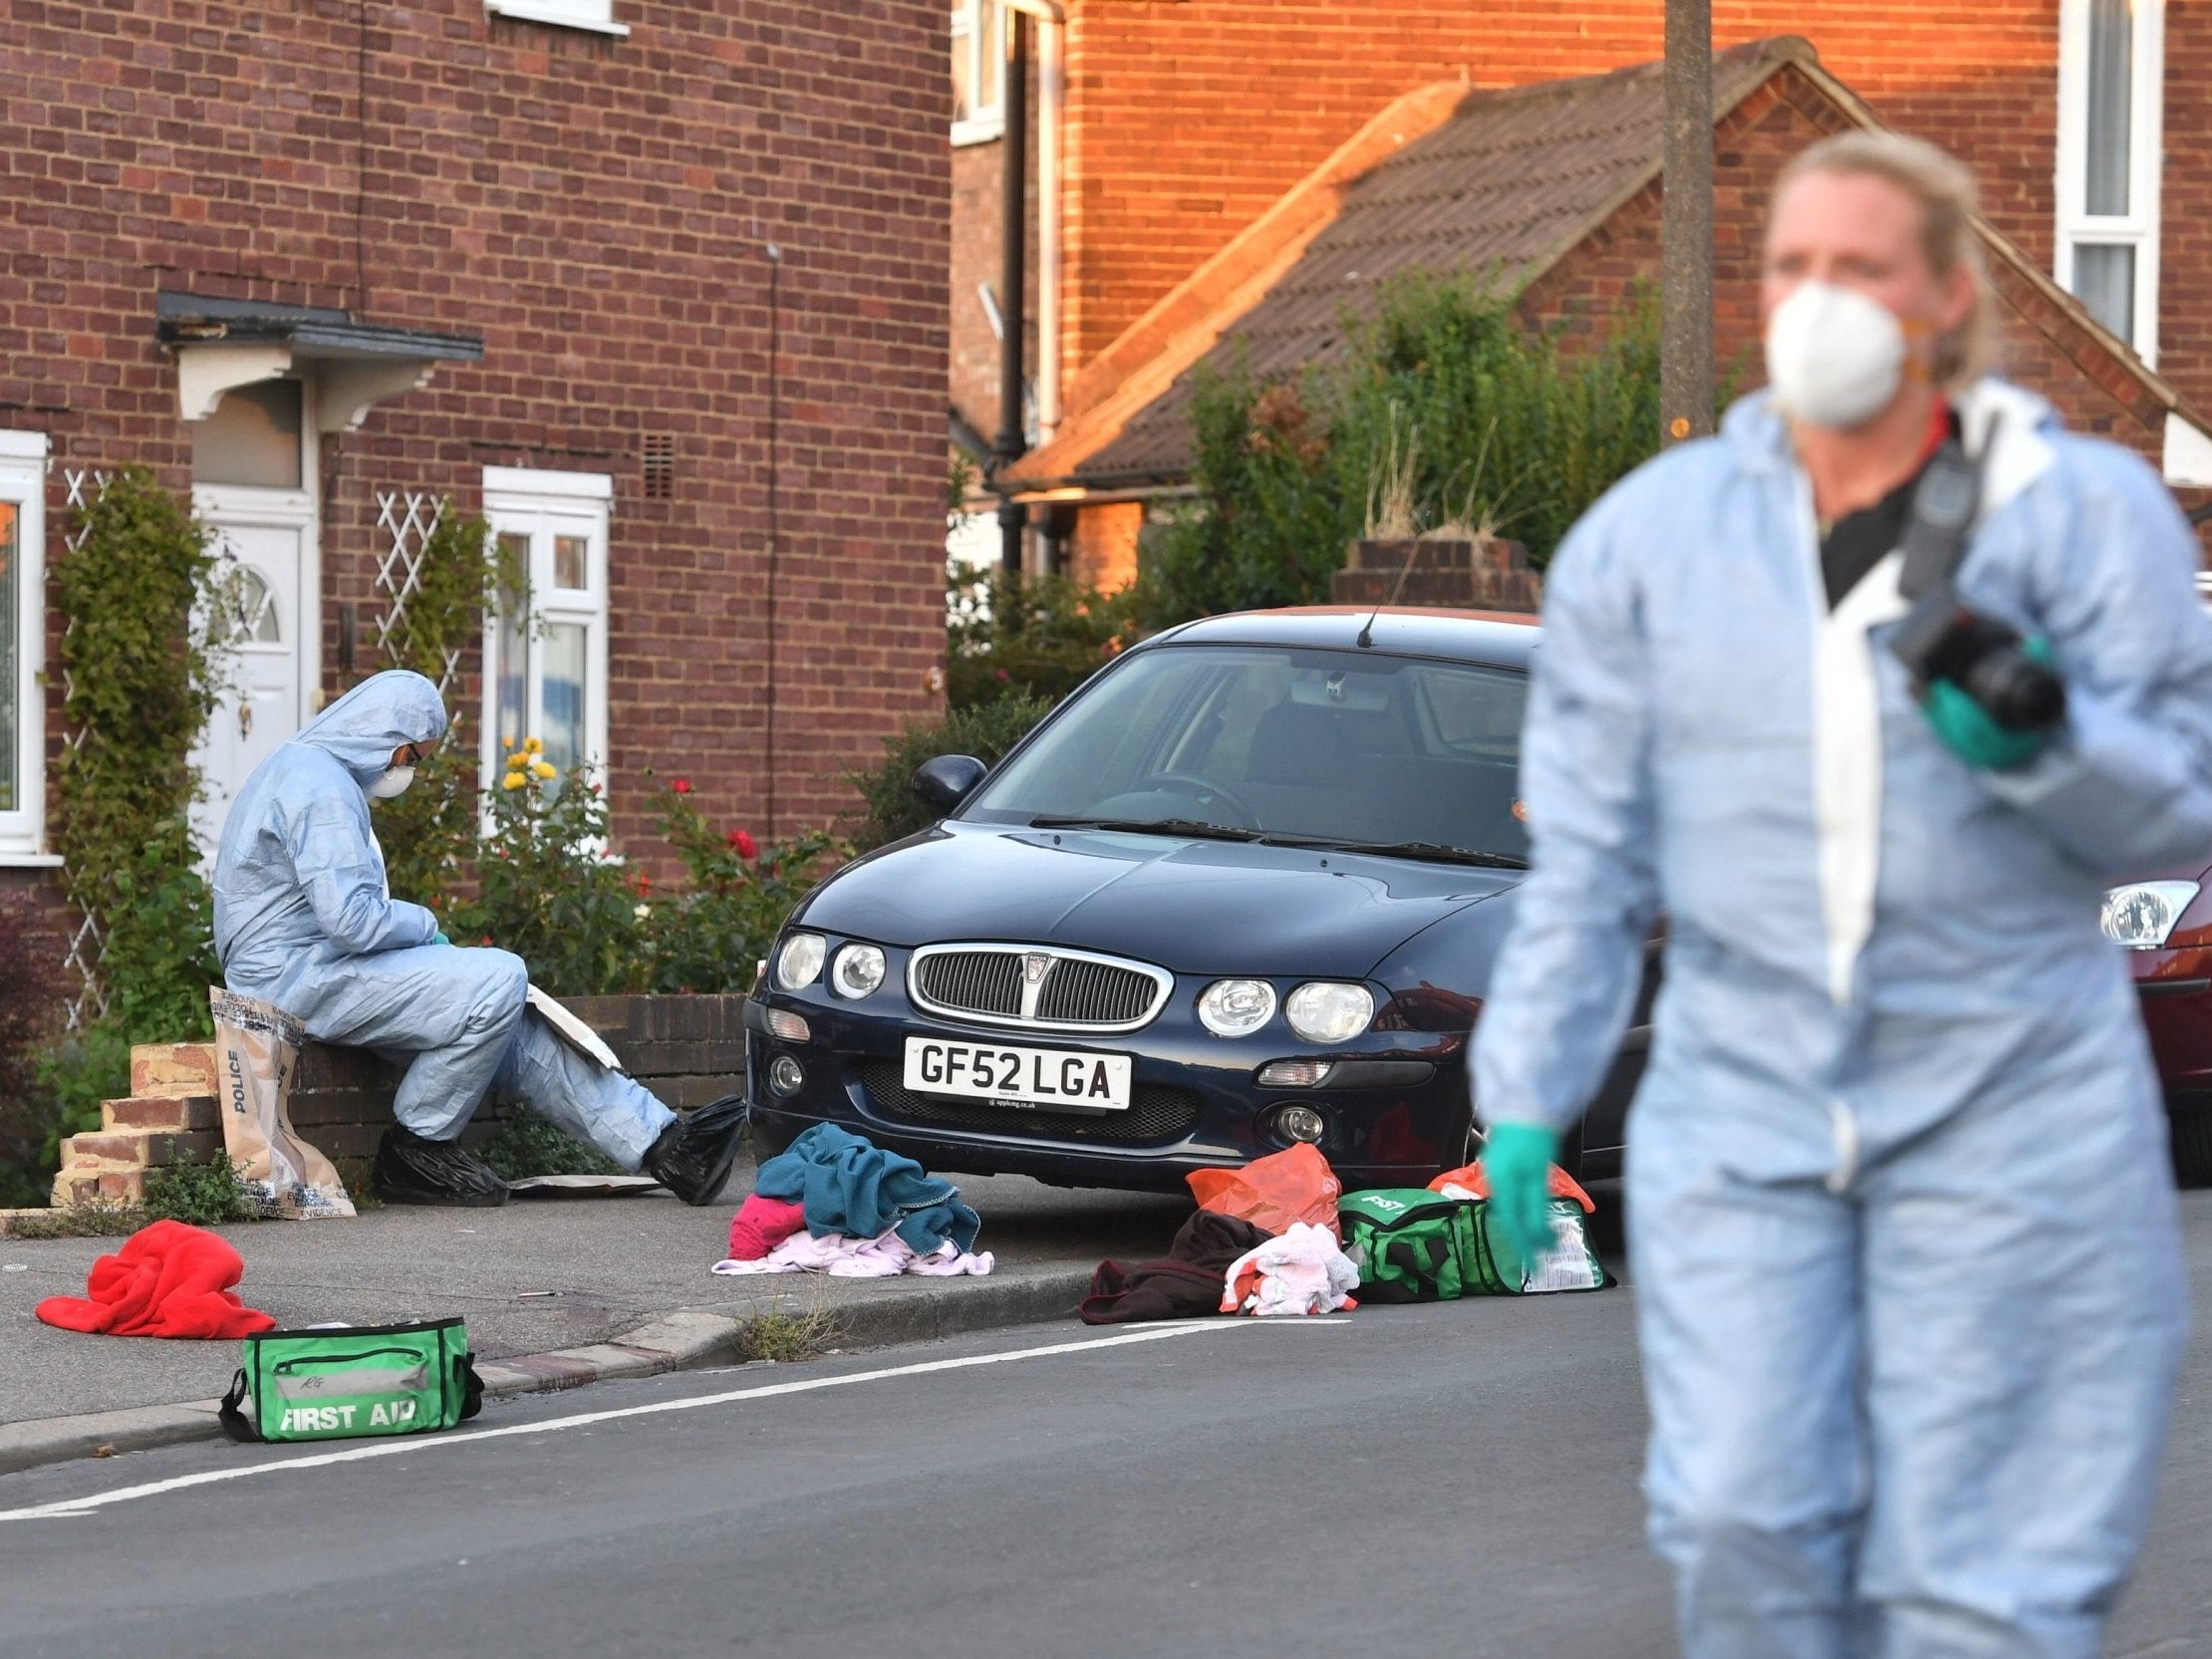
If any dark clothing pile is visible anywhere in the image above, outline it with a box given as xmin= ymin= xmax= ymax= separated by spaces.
xmin=1079 ymin=1211 xmax=1273 ymax=1324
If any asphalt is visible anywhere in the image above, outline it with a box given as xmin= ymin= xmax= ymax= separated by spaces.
xmin=2 ymin=1201 xmax=2207 ymax=1659
xmin=0 ymin=1154 xmax=1189 ymax=1438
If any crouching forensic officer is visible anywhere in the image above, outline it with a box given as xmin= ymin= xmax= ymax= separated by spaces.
xmin=1473 ymin=132 xmax=2210 ymax=1656
xmin=212 ymin=670 xmax=744 ymax=1208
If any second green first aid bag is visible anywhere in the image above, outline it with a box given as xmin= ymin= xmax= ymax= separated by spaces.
xmin=219 ymin=1317 xmax=482 ymax=1444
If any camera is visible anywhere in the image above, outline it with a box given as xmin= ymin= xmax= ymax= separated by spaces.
xmin=1889 ymin=597 xmax=2068 ymax=733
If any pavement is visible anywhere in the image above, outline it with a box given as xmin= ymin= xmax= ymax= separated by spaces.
xmin=0 ymin=1152 xmax=1192 ymax=1473
xmin=3 ymin=1199 xmax=2208 ymax=1657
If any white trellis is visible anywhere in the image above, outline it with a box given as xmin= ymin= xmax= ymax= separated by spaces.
xmin=374 ymin=488 xmax=462 ymax=691
xmin=57 ymin=466 xmax=112 ymax=1027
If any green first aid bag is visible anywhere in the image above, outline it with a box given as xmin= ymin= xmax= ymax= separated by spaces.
xmin=1339 ymin=1189 xmax=1610 ymax=1301
xmin=219 ymin=1318 xmax=483 ymax=1444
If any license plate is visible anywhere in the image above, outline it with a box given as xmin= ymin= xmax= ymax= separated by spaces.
xmin=903 ymin=1036 xmax=1132 ymax=1112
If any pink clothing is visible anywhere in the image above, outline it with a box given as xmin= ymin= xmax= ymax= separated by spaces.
xmin=1220 ymin=1221 xmax=1359 ymax=1317
xmin=711 ymin=1230 xmax=994 ymax=1278
xmin=726 ymin=1194 xmax=808 ymax=1261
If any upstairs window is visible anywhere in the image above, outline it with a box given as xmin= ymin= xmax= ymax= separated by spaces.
xmin=952 ymin=0 xmax=1005 ymax=145
xmin=480 ymin=468 xmax=611 ymax=794
xmin=2057 ymin=0 xmax=2164 ymax=361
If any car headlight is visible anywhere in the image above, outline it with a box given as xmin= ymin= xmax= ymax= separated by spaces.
xmin=830 ymin=942 xmax=887 ymax=999
xmin=1198 ymin=978 xmax=1276 ymax=1037
xmin=1285 ymin=981 xmax=1375 ymax=1044
xmin=775 ymin=931 xmax=827 ymax=988
xmin=2100 ymin=881 xmax=2201 ymax=951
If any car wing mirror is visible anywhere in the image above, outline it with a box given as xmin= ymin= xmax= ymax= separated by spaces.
xmin=910 ymin=753 xmax=988 ymax=815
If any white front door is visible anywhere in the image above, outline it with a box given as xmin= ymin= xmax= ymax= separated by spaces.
xmin=191 ymin=489 xmax=316 ymax=858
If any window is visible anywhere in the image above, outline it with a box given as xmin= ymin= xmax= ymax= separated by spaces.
xmin=190 ymin=380 xmax=303 ymax=490
xmin=952 ymin=0 xmax=1005 ymax=145
xmin=484 ymin=0 xmax=628 ymax=38
xmin=2057 ymin=0 xmax=2164 ymax=360
xmin=0 ymin=430 xmax=51 ymax=863
xmin=480 ymin=468 xmax=611 ymax=794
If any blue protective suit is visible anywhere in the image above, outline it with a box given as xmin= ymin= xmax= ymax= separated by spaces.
xmin=211 ymin=671 xmax=674 ymax=1168
xmin=1472 ymin=381 xmax=2205 ymax=1658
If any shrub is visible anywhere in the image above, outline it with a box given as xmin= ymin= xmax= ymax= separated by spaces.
xmin=448 ymin=742 xmax=648 ymax=997
xmin=0 ymin=896 xmax=68 ymax=1209
xmin=49 ymin=465 xmax=231 ymax=1044
xmin=376 ymin=504 xmax=515 ymax=910
xmin=844 ymin=693 xmax=1053 ymax=853
xmin=142 ymin=1149 xmax=252 ymax=1228
xmin=947 ymin=569 xmax=1139 ymax=709
xmin=476 ymin=1105 xmax=618 ymax=1181
xmin=1137 ymin=276 xmax=1676 ymax=628
xmin=649 ymin=783 xmax=844 ymax=994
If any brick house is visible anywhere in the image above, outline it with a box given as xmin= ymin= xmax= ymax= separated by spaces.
xmin=948 ymin=2 xmax=2212 ymax=576
xmin=0 ymin=0 xmax=950 ymax=928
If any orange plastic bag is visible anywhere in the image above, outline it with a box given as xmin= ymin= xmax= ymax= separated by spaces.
xmin=1427 ymin=1158 xmax=1596 ymax=1215
xmin=1187 ymin=1143 xmax=1343 ymax=1240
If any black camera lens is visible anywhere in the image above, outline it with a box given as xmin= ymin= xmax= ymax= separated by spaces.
xmin=1962 ymin=648 xmax=2068 ymax=732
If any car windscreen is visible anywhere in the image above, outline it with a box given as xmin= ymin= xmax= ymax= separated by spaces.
xmin=962 ymin=644 xmax=1529 ymax=862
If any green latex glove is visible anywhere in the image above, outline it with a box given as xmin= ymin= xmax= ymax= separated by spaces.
xmin=1920 ymin=635 xmax=2056 ymax=772
xmin=1481 ymin=1122 xmax=1560 ymax=1267
xmin=430 ymin=930 xmax=451 ymax=947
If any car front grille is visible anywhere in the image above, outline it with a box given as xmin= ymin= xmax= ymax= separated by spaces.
xmin=909 ymin=944 xmax=1171 ymax=1032
xmin=861 ymin=1060 xmax=1201 ymax=1146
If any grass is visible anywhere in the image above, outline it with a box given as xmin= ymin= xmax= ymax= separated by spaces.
xmin=733 ymin=1295 xmax=845 ymax=1364
xmin=6 ymin=1201 xmax=148 ymax=1240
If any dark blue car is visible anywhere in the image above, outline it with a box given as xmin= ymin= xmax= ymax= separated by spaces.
xmin=746 ymin=608 xmax=1653 ymax=1192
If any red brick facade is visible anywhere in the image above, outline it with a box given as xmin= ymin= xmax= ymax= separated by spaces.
xmin=1 ymin=0 xmax=950 ymax=887
xmin=965 ymin=2 xmax=2210 ymax=430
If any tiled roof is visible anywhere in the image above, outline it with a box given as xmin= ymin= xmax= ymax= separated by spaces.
xmin=1028 ymin=41 xmax=1791 ymax=490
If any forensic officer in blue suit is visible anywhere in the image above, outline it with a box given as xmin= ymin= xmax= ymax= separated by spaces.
xmin=1473 ymin=132 xmax=2209 ymax=1656
xmin=213 ymin=670 xmax=743 ymax=1208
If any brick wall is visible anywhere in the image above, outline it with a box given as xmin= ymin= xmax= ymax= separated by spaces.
xmin=0 ymin=0 xmax=951 ymax=879
xmin=1048 ymin=2 xmax=2212 ymax=416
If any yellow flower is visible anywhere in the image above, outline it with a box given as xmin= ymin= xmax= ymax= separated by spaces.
xmin=531 ymin=760 xmax=557 ymax=780
xmin=522 ymin=736 xmax=544 ymax=755
xmin=500 ymin=736 xmax=515 ymax=750
xmin=501 ymin=771 xmax=527 ymax=791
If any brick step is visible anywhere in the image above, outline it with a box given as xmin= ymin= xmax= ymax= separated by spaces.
xmin=51 ymin=1167 xmax=145 ymax=1208
xmin=132 ymin=1042 xmax=221 ymax=1101
xmin=56 ymin=1128 xmax=222 ymax=1173
xmin=102 ymin=1093 xmax=219 ymax=1133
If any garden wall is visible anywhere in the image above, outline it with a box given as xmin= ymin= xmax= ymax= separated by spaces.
xmin=29 ymin=994 xmax=747 ymax=1217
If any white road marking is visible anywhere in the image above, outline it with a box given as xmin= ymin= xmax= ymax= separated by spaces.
xmin=0 ymin=1318 xmax=1348 ymax=1521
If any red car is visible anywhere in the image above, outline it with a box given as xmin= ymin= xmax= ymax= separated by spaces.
xmin=2106 ymin=870 xmax=2212 ymax=1183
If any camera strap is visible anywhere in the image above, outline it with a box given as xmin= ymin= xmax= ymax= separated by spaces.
xmin=1894 ymin=415 xmax=1999 ymax=603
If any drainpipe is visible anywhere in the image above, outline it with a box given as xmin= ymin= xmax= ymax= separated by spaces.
xmin=1035 ymin=9 xmax=1063 ymax=439
xmin=994 ymin=4 xmax=1031 ymax=576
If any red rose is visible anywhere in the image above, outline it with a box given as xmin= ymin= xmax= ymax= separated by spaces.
xmin=727 ymin=828 xmax=758 ymax=859
xmin=634 ymin=872 xmax=652 ymax=896
xmin=672 ymin=778 xmax=692 ymax=795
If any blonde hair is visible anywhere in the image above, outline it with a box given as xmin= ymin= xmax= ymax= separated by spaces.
xmin=1774 ymin=131 xmax=2000 ymax=391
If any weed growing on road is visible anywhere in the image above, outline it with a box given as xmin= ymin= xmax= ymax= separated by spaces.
xmin=735 ymin=1296 xmax=844 ymax=1364
xmin=478 ymin=1106 xmax=618 ymax=1181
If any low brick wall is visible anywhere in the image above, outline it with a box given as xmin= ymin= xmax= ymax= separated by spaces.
xmin=1330 ymin=536 xmax=1543 ymax=613
xmin=32 ymin=994 xmax=748 ymax=1214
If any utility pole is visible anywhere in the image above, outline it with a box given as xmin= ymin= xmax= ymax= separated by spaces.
xmin=994 ymin=5 xmax=1031 ymax=574
xmin=1660 ymin=0 xmax=1715 ymax=446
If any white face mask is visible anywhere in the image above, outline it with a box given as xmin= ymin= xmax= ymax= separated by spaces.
xmin=1764 ymin=281 xmax=1909 ymax=431
xmin=368 ymin=764 xmax=415 ymax=800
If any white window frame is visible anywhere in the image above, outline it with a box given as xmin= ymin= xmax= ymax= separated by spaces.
xmin=484 ymin=0 xmax=628 ymax=38
xmin=0 ymin=430 xmax=53 ymax=865
xmin=952 ymin=0 xmax=1006 ymax=146
xmin=2056 ymin=0 xmax=2164 ymax=364
xmin=479 ymin=467 xmax=612 ymax=798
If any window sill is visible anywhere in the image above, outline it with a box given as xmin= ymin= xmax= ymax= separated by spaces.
xmin=953 ymin=116 xmax=1006 ymax=148
xmin=0 ymin=851 xmax=64 ymax=869
xmin=485 ymin=0 xmax=630 ymax=38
